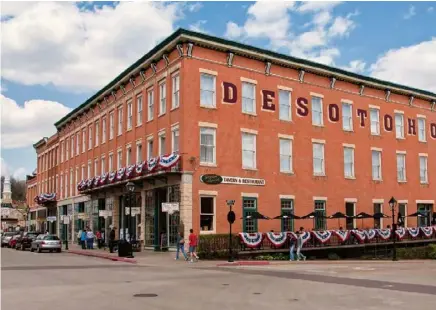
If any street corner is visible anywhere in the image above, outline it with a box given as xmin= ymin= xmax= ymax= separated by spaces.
xmin=67 ymin=249 xmax=137 ymax=264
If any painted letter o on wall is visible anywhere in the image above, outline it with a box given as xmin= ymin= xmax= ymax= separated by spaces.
xmin=328 ymin=104 xmax=339 ymax=122
xmin=384 ymin=114 xmax=393 ymax=132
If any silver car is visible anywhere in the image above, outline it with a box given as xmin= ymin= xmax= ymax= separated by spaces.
xmin=1 ymin=232 xmax=17 ymax=247
xmin=30 ymin=234 xmax=62 ymax=253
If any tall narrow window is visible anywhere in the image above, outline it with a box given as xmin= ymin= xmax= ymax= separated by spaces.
xmin=200 ymin=73 xmax=215 ymax=108
xmin=102 ymin=117 xmax=107 ymax=143
xmin=109 ymin=112 xmax=114 ymax=139
xmin=136 ymin=95 xmax=143 ymax=126
xmin=126 ymin=147 xmax=132 ymax=166
xmin=281 ymin=199 xmax=294 ymax=232
xmin=396 ymin=153 xmax=406 ymax=182
xmin=372 ymin=150 xmax=382 ymax=180
xmin=373 ymin=203 xmax=382 ymax=228
xmin=172 ymin=128 xmax=179 ymax=153
xmin=370 ymin=108 xmax=380 ymax=135
xmin=344 ymin=147 xmax=355 ymax=178
xmin=127 ymin=100 xmax=133 ymax=130
xmin=279 ymin=138 xmax=292 ymax=173
xmin=159 ymin=134 xmax=166 ymax=156
xmin=279 ymin=89 xmax=291 ymax=121
xmin=61 ymin=142 xmax=64 ymax=162
xmin=94 ymin=159 xmax=98 ymax=177
xmin=242 ymin=132 xmax=256 ymax=169
xmin=395 ymin=113 xmax=404 ymax=139
xmin=88 ymin=126 xmax=92 ymax=150
xmin=76 ymin=133 xmax=80 ymax=155
xmin=82 ymin=130 xmax=86 ymax=152
xmin=342 ymin=103 xmax=353 ymax=131
xmin=159 ymin=81 xmax=166 ymax=115
xmin=69 ymin=170 xmax=73 ymax=198
xmin=87 ymin=162 xmax=91 ymax=179
xmin=200 ymin=196 xmax=215 ymax=232
xmin=147 ymin=88 xmax=154 ymax=121
xmin=95 ymin=121 xmax=99 ymax=146
xmin=136 ymin=143 xmax=142 ymax=163
xmin=101 ymin=157 xmax=105 ymax=174
xmin=109 ymin=153 xmax=113 ymax=171
xmin=419 ymin=155 xmax=428 ymax=183
xmin=70 ymin=136 xmax=74 ymax=158
xmin=81 ymin=166 xmax=85 ymax=181
xmin=118 ymin=107 xmax=123 ymax=135
xmin=418 ymin=118 xmax=426 ymax=142
xmin=60 ymin=174 xmax=63 ymax=198
xmin=242 ymin=82 xmax=256 ymax=114
xmin=313 ymin=143 xmax=325 ymax=175
xmin=117 ymin=149 xmax=122 ymax=169
xmin=312 ymin=96 xmax=323 ymax=126
xmin=66 ymin=138 xmax=69 ymax=160
xmin=200 ymin=127 xmax=216 ymax=164
xmin=64 ymin=174 xmax=68 ymax=197
xmin=314 ymin=201 xmax=326 ymax=230
xmin=147 ymin=139 xmax=154 ymax=160
xmin=242 ymin=197 xmax=257 ymax=233
xmin=172 ymin=73 xmax=180 ymax=109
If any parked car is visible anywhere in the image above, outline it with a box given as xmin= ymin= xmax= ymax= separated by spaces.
xmin=30 ymin=234 xmax=62 ymax=253
xmin=8 ymin=234 xmax=21 ymax=248
xmin=1 ymin=232 xmax=18 ymax=247
xmin=15 ymin=232 xmax=41 ymax=251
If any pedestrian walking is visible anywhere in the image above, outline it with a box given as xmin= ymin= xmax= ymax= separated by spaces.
xmin=188 ymin=229 xmax=199 ymax=263
xmin=86 ymin=228 xmax=94 ymax=249
xmin=289 ymin=232 xmax=297 ymax=261
xmin=80 ymin=230 xmax=87 ymax=249
xmin=175 ymin=231 xmax=188 ymax=261
xmin=109 ymin=226 xmax=116 ymax=253
xmin=295 ymin=231 xmax=306 ymax=261
xmin=96 ymin=230 xmax=102 ymax=249
xmin=77 ymin=230 xmax=82 ymax=247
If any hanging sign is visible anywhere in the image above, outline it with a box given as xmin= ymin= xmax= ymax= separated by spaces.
xmin=47 ymin=216 xmax=57 ymax=222
xmin=125 ymin=207 xmax=140 ymax=216
xmin=162 ymin=203 xmax=179 ymax=214
xmin=99 ymin=210 xmax=113 ymax=218
xmin=77 ymin=213 xmax=88 ymax=220
xmin=200 ymin=174 xmax=223 ymax=185
xmin=63 ymin=216 xmax=70 ymax=225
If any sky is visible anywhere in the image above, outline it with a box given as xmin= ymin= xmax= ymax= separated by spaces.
xmin=1 ymin=0 xmax=436 ymax=180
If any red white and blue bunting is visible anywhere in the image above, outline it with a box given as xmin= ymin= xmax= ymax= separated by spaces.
xmin=34 ymin=193 xmax=57 ymax=204
xmin=239 ymin=233 xmax=264 ymax=248
xmin=159 ymin=153 xmax=180 ymax=169
xmin=93 ymin=176 xmax=100 ymax=187
xmin=333 ymin=230 xmax=350 ymax=242
xmin=116 ymin=167 xmax=126 ymax=181
xmin=287 ymin=232 xmax=297 ymax=240
xmin=86 ymin=178 xmax=94 ymax=188
xmin=147 ymin=157 xmax=159 ymax=172
xmin=99 ymin=173 xmax=108 ymax=185
xmin=352 ymin=230 xmax=366 ymax=242
xmin=377 ymin=229 xmax=391 ymax=240
xmin=300 ymin=231 xmax=311 ymax=245
xmin=266 ymin=232 xmax=288 ymax=247
xmin=365 ymin=229 xmax=377 ymax=241
xmin=395 ymin=227 xmax=406 ymax=240
xmin=407 ymin=227 xmax=420 ymax=238
xmin=126 ymin=164 xmax=136 ymax=179
xmin=421 ymin=226 xmax=433 ymax=237
xmin=135 ymin=161 xmax=146 ymax=175
xmin=312 ymin=230 xmax=332 ymax=243
xmin=108 ymin=171 xmax=116 ymax=183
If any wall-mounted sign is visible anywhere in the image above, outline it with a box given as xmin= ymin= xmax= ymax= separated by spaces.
xmin=222 ymin=176 xmax=266 ymax=186
xmin=125 ymin=207 xmax=140 ymax=216
xmin=63 ymin=216 xmax=70 ymax=225
xmin=77 ymin=213 xmax=88 ymax=220
xmin=200 ymin=174 xmax=223 ymax=185
xmin=99 ymin=210 xmax=113 ymax=218
xmin=162 ymin=203 xmax=179 ymax=215
xmin=47 ymin=216 xmax=57 ymax=222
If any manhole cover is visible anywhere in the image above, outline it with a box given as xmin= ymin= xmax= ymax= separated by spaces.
xmin=133 ymin=294 xmax=158 ymax=298
xmin=253 ymin=292 xmax=262 ymax=295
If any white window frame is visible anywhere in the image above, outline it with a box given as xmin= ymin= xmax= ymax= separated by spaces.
xmin=65 ymin=138 xmax=69 ymax=160
xmin=200 ymin=73 xmax=216 ymax=108
xmin=60 ymin=174 xmax=63 ymax=198
xmin=95 ymin=121 xmax=99 ymax=146
xmin=109 ymin=153 xmax=114 ymax=171
xmin=136 ymin=143 xmax=142 ymax=163
xmin=136 ymin=95 xmax=143 ymax=126
xmin=101 ymin=156 xmax=105 ymax=174
xmin=88 ymin=126 xmax=93 ymax=150
xmin=342 ymin=102 xmax=353 ymax=131
xmin=126 ymin=146 xmax=132 ymax=166
xmin=418 ymin=117 xmax=426 ymax=142
xmin=94 ymin=159 xmax=98 ymax=177
xmin=117 ymin=149 xmax=122 ymax=169
xmin=396 ymin=152 xmax=406 ymax=182
xmin=147 ymin=88 xmax=154 ymax=121
xmin=200 ymin=127 xmax=216 ymax=165
xmin=312 ymin=141 xmax=325 ymax=176
xmin=147 ymin=138 xmax=154 ymax=160
xmin=70 ymin=136 xmax=74 ymax=158
xmin=370 ymin=108 xmax=380 ymax=135
xmin=81 ymin=166 xmax=85 ymax=181
xmin=395 ymin=112 xmax=404 ymax=139
xmin=87 ymin=161 xmax=91 ymax=179
xmin=371 ymin=149 xmax=382 ymax=181
xmin=118 ymin=107 xmax=123 ymax=135
xmin=242 ymin=81 xmax=256 ymax=115
xmin=109 ymin=112 xmax=114 ymax=140
xmin=76 ymin=133 xmax=80 ymax=155
xmin=82 ymin=130 xmax=86 ymax=152
xmin=172 ymin=126 xmax=179 ymax=153
xmin=61 ymin=142 xmax=64 ymax=163
xmin=199 ymin=195 xmax=216 ymax=234
xmin=279 ymin=137 xmax=293 ymax=173
xmin=127 ymin=100 xmax=133 ymax=130
xmin=419 ymin=155 xmax=428 ymax=184
xmin=159 ymin=81 xmax=166 ymax=116
xmin=311 ymin=96 xmax=324 ymax=126
xmin=242 ymin=132 xmax=257 ymax=170
xmin=172 ymin=73 xmax=180 ymax=109
xmin=343 ymin=146 xmax=355 ymax=178
xmin=159 ymin=133 xmax=166 ymax=156
xmin=278 ymin=88 xmax=292 ymax=121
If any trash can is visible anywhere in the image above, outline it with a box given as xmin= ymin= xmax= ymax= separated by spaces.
xmin=118 ymin=240 xmax=133 ymax=257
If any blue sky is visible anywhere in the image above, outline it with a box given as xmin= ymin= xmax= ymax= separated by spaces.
xmin=1 ymin=1 xmax=435 ymax=180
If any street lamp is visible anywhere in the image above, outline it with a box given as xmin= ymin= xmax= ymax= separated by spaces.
xmin=125 ymin=182 xmax=135 ymax=243
xmin=389 ymin=196 xmax=398 ymax=261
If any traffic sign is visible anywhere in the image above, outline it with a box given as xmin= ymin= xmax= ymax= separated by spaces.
xmin=227 ymin=211 xmax=236 ymax=224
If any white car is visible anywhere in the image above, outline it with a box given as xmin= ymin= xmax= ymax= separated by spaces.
xmin=30 ymin=234 xmax=62 ymax=253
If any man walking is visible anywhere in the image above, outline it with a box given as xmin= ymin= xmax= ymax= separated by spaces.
xmin=289 ymin=232 xmax=297 ymax=261
xmin=109 ymin=226 xmax=116 ymax=253
xmin=188 ymin=229 xmax=199 ymax=263
xmin=296 ymin=231 xmax=306 ymax=261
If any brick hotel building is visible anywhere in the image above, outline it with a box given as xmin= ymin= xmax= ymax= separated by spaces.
xmin=26 ymin=29 xmax=436 ymax=249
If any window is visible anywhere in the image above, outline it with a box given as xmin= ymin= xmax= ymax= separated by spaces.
xmin=398 ymin=203 xmax=407 ymax=227
xmin=87 ymin=162 xmax=91 ymax=178
xmin=373 ymin=203 xmax=382 ymax=228
xmin=88 ymin=126 xmax=92 ymax=150
xmin=200 ymin=196 xmax=215 ymax=232
xmin=159 ymin=134 xmax=166 ymax=156
xmin=127 ymin=100 xmax=133 ymax=130
xmin=342 ymin=103 xmax=353 ymax=131
xmin=242 ymin=132 xmax=256 ymax=169
xmin=71 ymin=136 xmax=74 ymax=158
xmin=118 ymin=107 xmax=123 ymax=135
xmin=101 ymin=157 xmax=105 ymax=174
xmin=64 ymin=174 xmax=67 ymax=197
xmin=279 ymin=138 xmax=292 ymax=173
xmin=66 ymin=138 xmax=69 ymax=160
xmin=396 ymin=153 xmax=406 ymax=182
xmin=95 ymin=121 xmax=99 ymax=146
xmin=136 ymin=95 xmax=143 ymax=125
xmin=147 ymin=89 xmax=154 ymax=121
xmin=313 ymin=143 xmax=325 ymax=175
xmin=417 ymin=204 xmax=432 ymax=227
xmin=281 ymin=199 xmax=294 ymax=232
xmin=344 ymin=147 xmax=354 ymax=178
xmin=419 ymin=155 xmax=428 ymax=183
xmin=200 ymin=127 xmax=216 ymax=164
xmin=395 ymin=113 xmax=404 ymax=139
xmin=312 ymin=96 xmax=323 ymax=126
xmin=117 ymin=150 xmax=122 ymax=169
xmin=136 ymin=144 xmax=142 ymax=163
xmin=159 ymin=82 xmax=166 ymax=115
xmin=172 ymin=128 xmax=179 ymax=153
xmin=94 ymin=159 xmax=98 ymax=177
xmin=102 ymin=117 xmax=107 ymax=143
xmin=418 ymin=118 xmax=426 ymax=142
xmin=147 ymin=139 xmax=153 ymax=160
xmin=314 ymin=200 xmax=326 ymax=230
xmin=81 ymin=166 xmax=85 ymax=181
xmin=61 ymin=142 xmax=64 ymax=162
xmin=82 ymin=130 xmax=86 ymax=152
xmin=69 ymin=171 xmax=73 ymax=198
xmin=242 ymin=198 xmax=257 ymax=233
xmin=126 ymin=147 xmax=132 ymax=166
xmin=370 ymin=108 xmax=380 ymax=135
xmin=200 ymin=73 xmax=215 ymax=108
xmin=109 ymin=153 xmax=113 ymax=171
xmin=279 ymin=89 xmax=291 ymax=121
xmin=76 ymin=133 xmax=80 ymax=155
xmin=109 ymin=112 xmax=114 ymax=140
xmin=372 ymin=150 xmax=382 ymax=180
xmin=345 ymin=202 xmax=355 ymax=230
xmin=172 ymin=73 xmax=180 ymax=109
xmin=60 ymin=174 xmax=63 ymax=198
xmin=242 ymin=82 xmax=256 ymax=114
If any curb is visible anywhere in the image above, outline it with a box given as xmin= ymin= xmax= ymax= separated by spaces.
xmin=216 ymin=261 xmax=271 ymax=267
xmin=67 ymin=250 xmax=137 ymax=264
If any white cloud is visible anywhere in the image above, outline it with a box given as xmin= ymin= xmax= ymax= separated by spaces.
xmin=0 ymin=158 xmax=27 ymax=180
xmin=225 ymin=21 xmax=244 ymax=38
xmin=0 ymin=158 xmax=9 ymax=177
xmin=187 ymin=2 xmax=203 ymax=13
xmin=12 ymin=167 xmax=27 ymax=180
xmin=0 ymin=83 xmax=7 ymax=93
xmin=189 ymin=20 xmax=208 ymax=34
xmin=328 ymin=16 xmax=355 ymax=38
xmin=342 ymin=60 xmax=367 ymax=73
xmin=1 ymin=2 xmax=183 ymax=92
xmin=428 ymin=7 xmax=434 ymax=13
xmin=404 ymin=5 xmax=416 ymax=19
xmin=370 ymin=38 xmax=436 ymax=92
xmin=0 ymin=2 xmax=37 ymax=17
xmin=0 ymin=94 xmax=72 ymax=149
xmin=297 ymin=1 xmax=342 ymax=13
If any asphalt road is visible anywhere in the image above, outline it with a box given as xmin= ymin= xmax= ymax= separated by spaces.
xmin=1 ymin=248 xmax=436 ymax=310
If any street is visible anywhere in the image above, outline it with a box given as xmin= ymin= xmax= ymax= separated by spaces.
xmin=1 ymin=248 xmax=436 ymax=310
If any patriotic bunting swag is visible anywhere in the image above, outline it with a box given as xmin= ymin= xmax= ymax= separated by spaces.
xmin=108 ymin=171 xmax=116 ymax=183
xmin=266 ymin=232 xmax=288 ymax=247
xmin=365 ymin=229 xmax=377 ymax=241
xmin=407 ymin=227 xmax=420 ymax=238
xmin=377 ymin=229 xmax=391 ymax=240
xmin=159 ymin=153 xmax=180 ymax=169
xmin=300 ymin=231 xmax=311 ymax=245
xmin=86 ymin=178 xmax=94 ymax=188
xmin=34 ymin=193 xmax=57 ymax=204
xmin=421 ymin=227 xmax=433 ymax=238
xmin=333 ymin=230 xmax=350 ymax=242
xmin=288 ymin=232 xmax=297 ymax=241
xmin=395 ymin=227 xmax=406 ymax=240
xmin=239 ymin=233 xmax=264 ymax=248
xmin=116 ymin=167 xmax=126 ymax=181
xmin=147 ymin=157 xmax=159 ymax=172
xmin=93 ymin=176 xmax=101 ymax=186
xmin=99 ymin=173 xmax=108 ymax=185
xmin=312 ymin=230 xmax=332 ymax=243
xmin=135 ymin=161 xmax=146 ymax=175
xmin=352 ymin=230 xmax=366 ymax=242
xmin=126 ymin=164 xmax=136 ymax=178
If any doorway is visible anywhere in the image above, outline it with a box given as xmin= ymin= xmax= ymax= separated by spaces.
xmin=345 ymin=202 xmax=355 ymax=230
xmin=155 ymin=188 xmax=168 ymax=250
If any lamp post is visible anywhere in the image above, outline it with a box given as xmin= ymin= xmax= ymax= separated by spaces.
xmin=226 ymin=200 xmax=236 ymax=263
xmin=126 ymin=182 xmax=135 ymax=248
xmin=389 ymin=196 xmax=398 ymax=261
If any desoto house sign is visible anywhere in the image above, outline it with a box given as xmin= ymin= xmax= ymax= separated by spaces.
xmin=201 ymin=175 xmax=266 ymax=186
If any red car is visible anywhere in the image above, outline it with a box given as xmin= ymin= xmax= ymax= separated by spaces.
xmin=8 ymin=234 xmax=21 ymax=248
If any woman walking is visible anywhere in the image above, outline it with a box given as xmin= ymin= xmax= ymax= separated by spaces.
xmin=80 ymin=230 xmax=87 ymax=249
xmin=175 ymin=231 xmax=188 ymax=261
xmin=86 ymin=228 xmax=95 ymax=249
xmin=296 ymin=231 xmax=306 ymax=261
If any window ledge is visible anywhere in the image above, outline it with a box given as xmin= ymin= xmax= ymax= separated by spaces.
xmin=280 ymin=171 xmax=294 ymax=175
xmin=396 ymin=137 xmax=405 ymax=140
xmin=313 ymin=174 xmax=326 ymax=177
xmin=200 ymin=105 xmax=217 ymax=110
xmin=279 ymin=119 xmax=292 ymax=123
xmin=200 ymin=162 xmax=217 ymax=167
xmin=158 ymin=113 xmax=166 ymax=118
xmin=345 ymin=176 xmax=356 ymax=180
xmin=418 ymin=140 xmax=427 ymax=143
xmin=117 ymin=133 xmax=123 ymax=137
xmin=370 ymin=133 xmax=381 ymax=137
xmin=147 ymin=119 xmax=154 ymax=123
xmin=312 ymin=124 xmax=324 ymax=128
xmin=398 ymin=180 xmax=407 ymax=183
xmin=127 ymin=128 xmax=133 ymax=132
xmin=343 ymin=129 xmax=354 ymax=133
xmin=136 ymin=123 xmax=143 ymax=128
xmin=101 ymin=141 xmax=106 ymax=145
xmin=243 ymin=167 xmax=258 ymax=171
xmin=372 ymin=179 xmax=383 ymax=182
xmin=170 ymin=106 xmax=180 ymax=112
xmin=242 ymin=112 xmax=257 ymax=117
xmin=200 ymin=230 xmax=216 ymax=235
xmin=420 ymin=182 xmax=429 ymax=185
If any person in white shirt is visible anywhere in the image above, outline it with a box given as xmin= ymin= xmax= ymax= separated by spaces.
xmin=86 ymin=228 xmax=95 ymax=249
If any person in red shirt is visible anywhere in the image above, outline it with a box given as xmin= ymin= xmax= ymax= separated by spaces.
xmin=188 ymin=229 xmax=199 ymax=263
